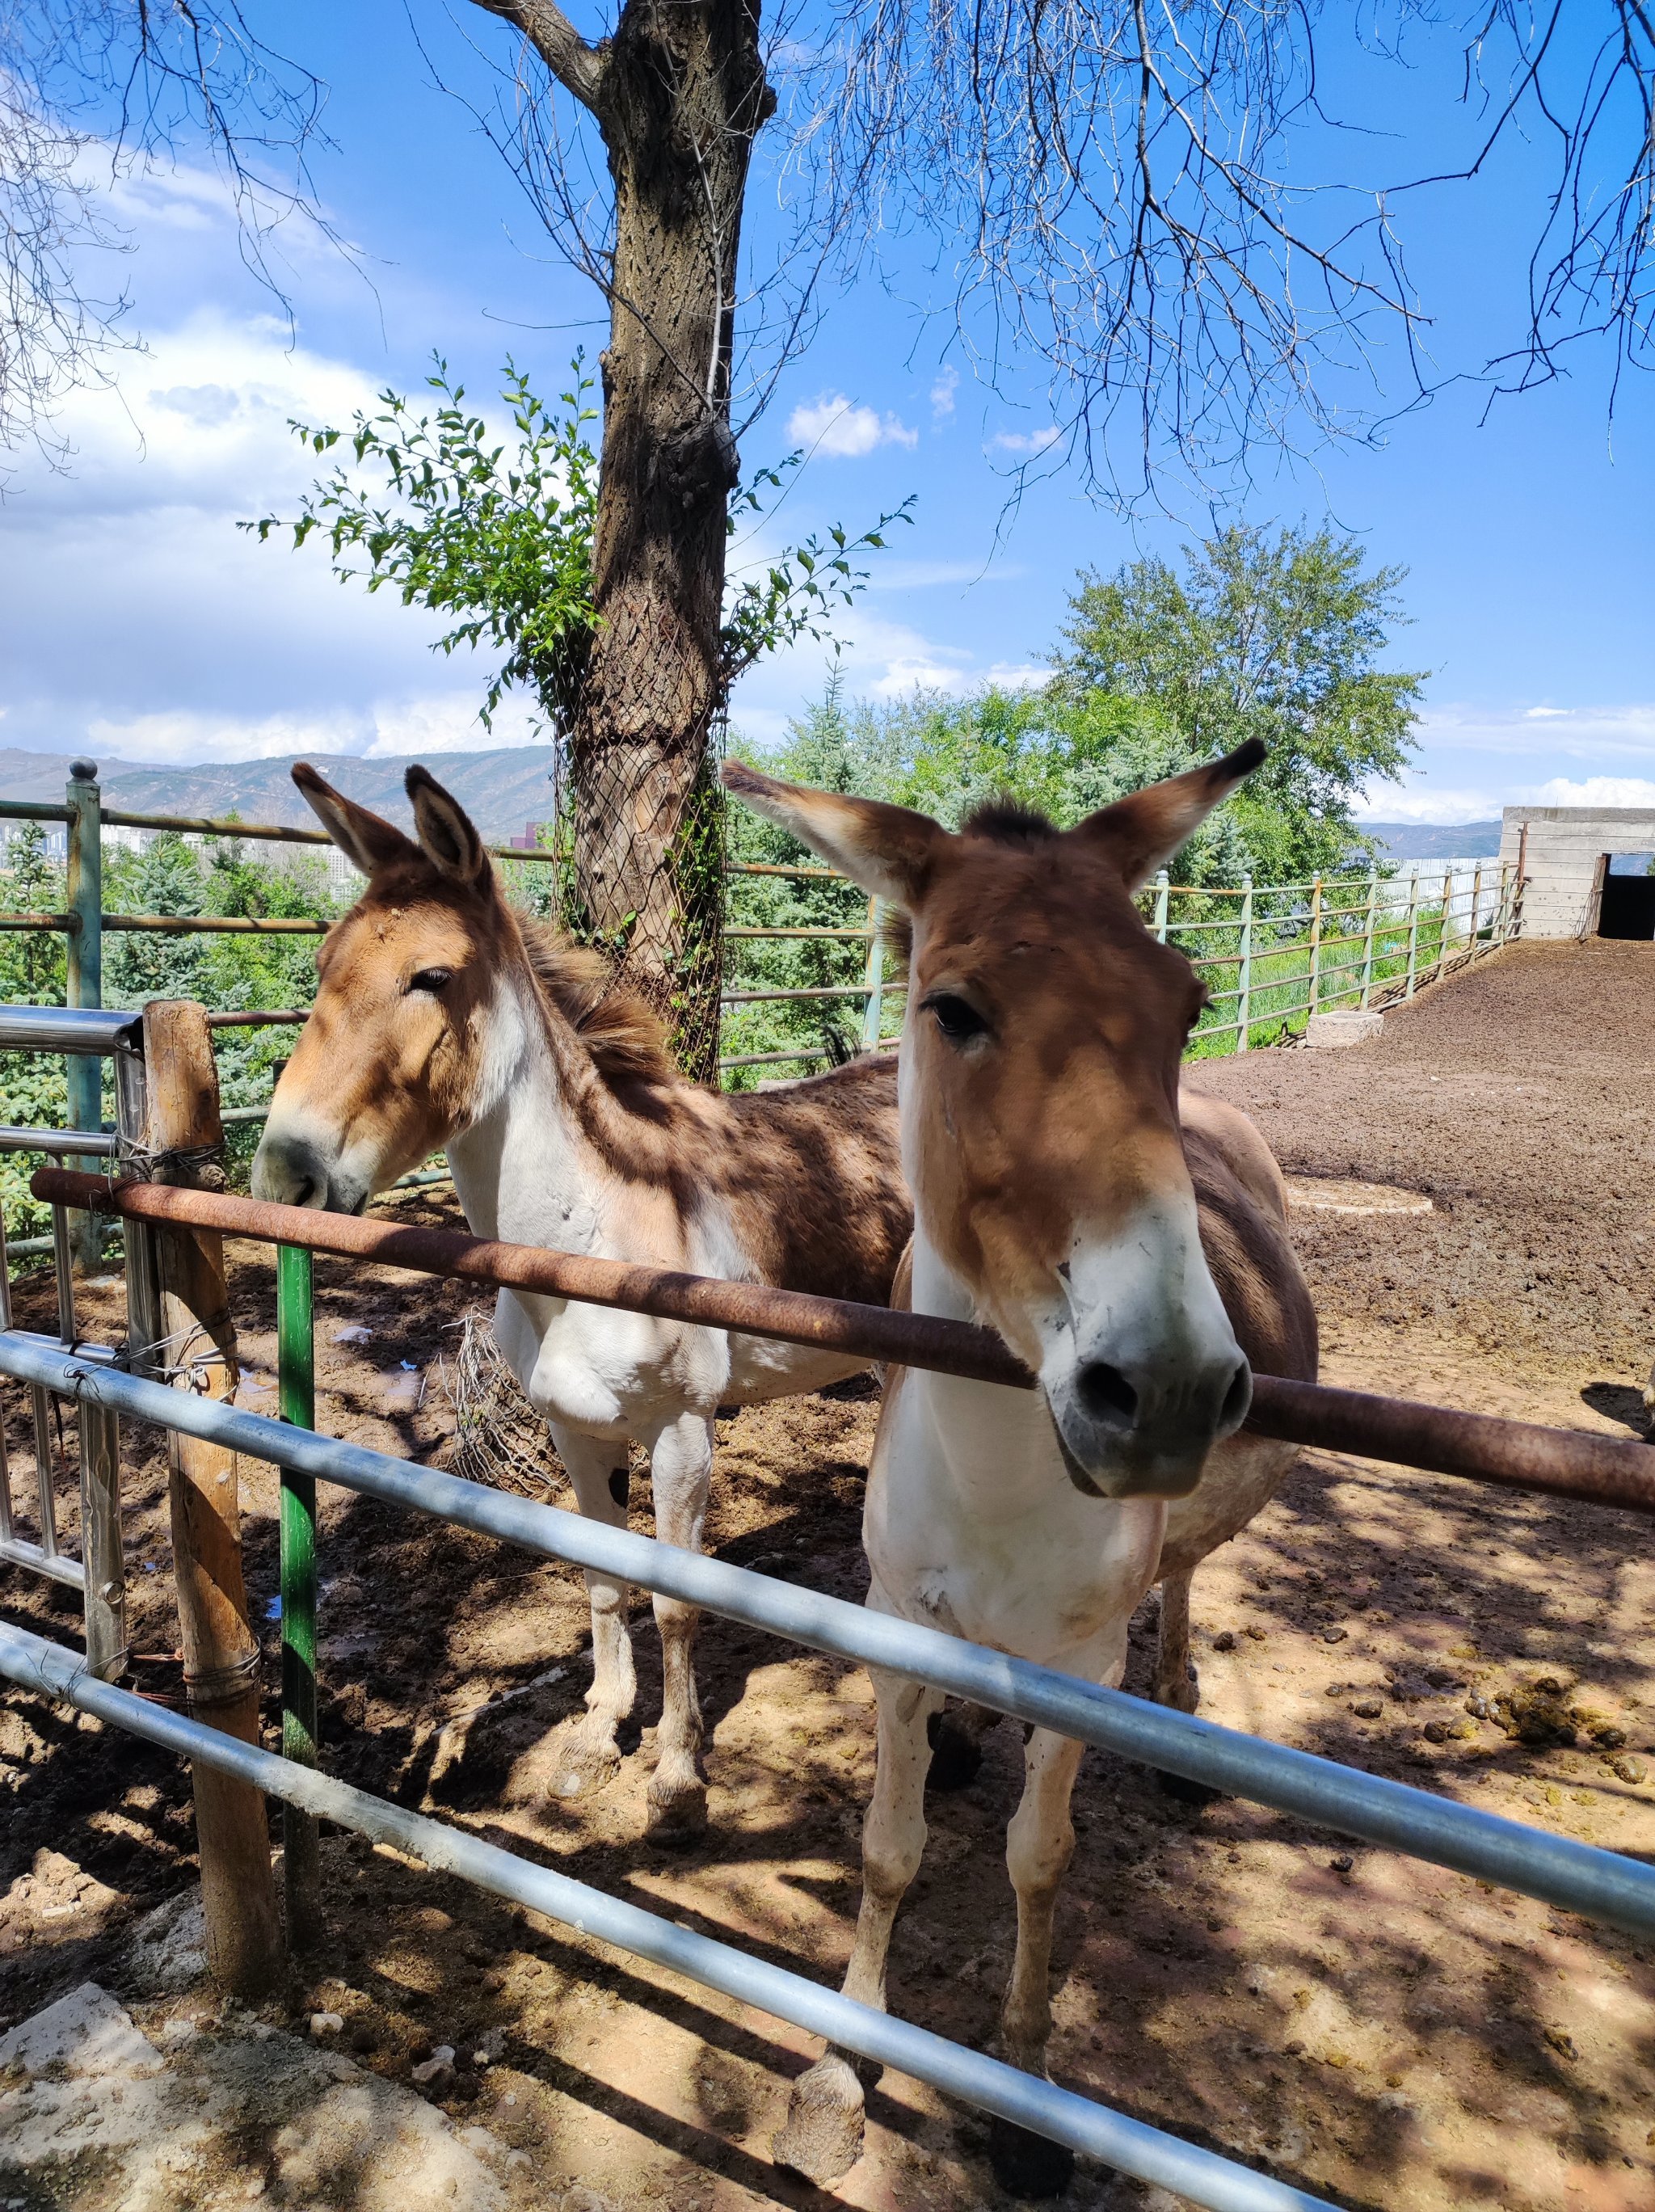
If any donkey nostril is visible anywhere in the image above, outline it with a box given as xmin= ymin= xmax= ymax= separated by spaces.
xmin=1220 ymin=1361 xmax=1252 ymax=1430
xmin=1076 ymin=1361 xmax=1139 ymax=1427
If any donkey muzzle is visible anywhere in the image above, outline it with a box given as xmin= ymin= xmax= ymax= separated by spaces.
xmin=1039 ymin=1207 xmax=1253 ymax=1497
xmin=251 ymin=1127 xmax=368 ymax=1216
xmin=1045 ymin=1349 xmax=1252 ymax=1499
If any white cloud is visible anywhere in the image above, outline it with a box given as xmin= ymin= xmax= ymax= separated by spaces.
xmin=0 ymin=303 xmax=537 ymax=761
xmin=868 ymin=656 xmax=1046 ymax=701
xmin=1518 ymin=775 xmax=1655 ymax=808
xmin=1354 ymin=697 xmax=1655 ymax=823
xmin=929 ymin=365 xmax=958 ymax=421
xmin=988 ymin=424 xmax=1061 ymax=456
xmin=85 ymin=693 xmax=542 ymax=769
xmin=1416 ymin=700 xmax=1655 ymax=760
xmin=785 ymin=393 xmax=918 ymax=457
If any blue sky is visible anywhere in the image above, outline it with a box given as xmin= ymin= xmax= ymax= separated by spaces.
xmin=0 ymin=2 xmax=1649 ymax=824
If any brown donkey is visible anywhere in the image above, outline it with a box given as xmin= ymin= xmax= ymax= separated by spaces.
xmin=724 ymin=742 xmax=1316 ymax=2193
xmin=253 ymin=765 xmax=911 ymax=1834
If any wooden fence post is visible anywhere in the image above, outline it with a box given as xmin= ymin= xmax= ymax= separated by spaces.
xmin=1358 ymin=871 xmax=1379 ymax=1005
xmin=859 ymin=896 xmax=885 ymax=1052
xmin=142 ymin=998 xmax=284 ymax=1995
xmin=1308 ymin=876 xmax=1323 ymax=1013
xmin=1236 ymin=877 xmax=1253 ymax=1050
xmin=1152 ymin=870 xmax=1170 ymax=945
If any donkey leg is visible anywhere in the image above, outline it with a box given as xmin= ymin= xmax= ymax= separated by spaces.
xmin=773 ymin=1670 xmax=942 ymax=2185
xmin=988 ymin=1723 xmax=1087 ymax=2199
xmin=927 ymin=1699 xmax=1000 ymax=1793
xmin=548 ymin=1422 xmax=638 ymax=1801
xmin=641 ymin=1409 xmax=714 ymax=1838
xmin=1152 ymin=1569 xmax=1199 ymax=1713
xmin=1153 ymin=1568 xmax=1223 ymax=1806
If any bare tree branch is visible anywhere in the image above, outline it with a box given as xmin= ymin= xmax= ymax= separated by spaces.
xmin=467 ymin=0 xmax=607 ymax=114
xmin=1 ymin=2 xmax=335 ymax=472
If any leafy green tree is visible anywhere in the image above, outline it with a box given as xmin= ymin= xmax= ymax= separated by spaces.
xmin=0 ymin=820 xmax=70 ymax=1233
xmin=104 ymin=836 xmax=208 ymax=1007
xmin=254 ymin=361 xmax=601 ymax=736
xmin=0 ymin=819 xmax=67 ymax=1003
xmin=254 ymin=360 xmax=908 ymax=1075
xmin=1054 ymin=525 xmax=1423 ymax=878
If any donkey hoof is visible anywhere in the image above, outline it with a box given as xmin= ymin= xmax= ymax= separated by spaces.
xmin=986 ymin=2116 xmax=1076 ymax=2199
xmin=926 ymin=1711 xmax=984 ymax=1794
xmin=548 ymin=1730 xmax=622 ymax=1801
xmin=772 ymin=2054 xmax=866 ymax=2184
xmin=1156 ymin=1767 xmax=1223 ymax=1807
xmin=645 ymin=1775 xmax=708 ymax=1843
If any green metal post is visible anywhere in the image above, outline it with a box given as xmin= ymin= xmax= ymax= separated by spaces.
xmin=1152 ymin=869 xmax=1170 ymax=945
xmin=64 ymin=762 xmax=103 ymax=1271
xmin=860 ymin=897 xmax=885 ymax=1051
xmin=276 ymin=1241 xmax=322 ymax=1949
xmin=1236 ymin=877 xmax=1253 ymax=1051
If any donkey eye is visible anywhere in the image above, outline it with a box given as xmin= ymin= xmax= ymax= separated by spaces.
xmin=924 ymin=992 xmax=989 ymax=1045
xmin=407 ymin=967 xmax=453 ymax=996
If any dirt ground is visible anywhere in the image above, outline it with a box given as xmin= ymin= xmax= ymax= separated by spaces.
xmin=4 ymin=936 xmax=1655 ymax=2212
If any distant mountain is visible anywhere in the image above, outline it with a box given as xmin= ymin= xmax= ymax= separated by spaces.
xmin=0 ymin=746 xmax=557 ymax=844
xmin=1357 ymin=819 xmax=1503 ymax=862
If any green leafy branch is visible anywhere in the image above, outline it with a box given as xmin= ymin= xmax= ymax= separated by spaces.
xmin=246 ymin=360 xmax=912 ymax=736
xmin=721 ymin=455 xmax=915 ymax=681
xmin=245 ymin=356 xmax=600 ymax=731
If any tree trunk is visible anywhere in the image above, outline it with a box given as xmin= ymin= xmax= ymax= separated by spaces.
xmin=571 ymin=1 xmax=771 ymax=1081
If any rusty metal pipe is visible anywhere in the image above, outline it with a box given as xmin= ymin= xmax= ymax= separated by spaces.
xmin=34 ymin=1167 xmax=1655 ymax=1515
xmin=35 ymin=1166 xmax=1028 ymax=1389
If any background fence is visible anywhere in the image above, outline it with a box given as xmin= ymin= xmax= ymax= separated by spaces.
xmin=0 ymin=764 xmax=1521 ymax=1228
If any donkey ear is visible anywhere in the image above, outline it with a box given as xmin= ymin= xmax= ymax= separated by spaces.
xmin=292 ymin=763 xmax=418 ymax=878
xmin=1071 ymin=739 xmax=1265 ymax=891
xmin=406 ymin=766 xmax=492 ymax=888
xmin=721 ymin=761 xmax=945 ymax=909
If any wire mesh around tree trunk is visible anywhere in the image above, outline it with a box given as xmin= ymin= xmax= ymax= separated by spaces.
xmin=549 ymin=717 xmax=727 ymax=1087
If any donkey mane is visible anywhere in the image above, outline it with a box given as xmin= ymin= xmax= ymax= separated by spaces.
xmin=962 ymin=796 xmax=1059 ymax=844
xmin=517 ymin=917 xmax=684 ymax=1090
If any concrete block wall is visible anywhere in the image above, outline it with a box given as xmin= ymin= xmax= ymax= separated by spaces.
xmin=1500 ymin=807 xmax=1655 ymax=938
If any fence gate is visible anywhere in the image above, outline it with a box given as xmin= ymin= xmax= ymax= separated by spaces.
xmin=0 ymin=1005 xmax=159 ymax=1678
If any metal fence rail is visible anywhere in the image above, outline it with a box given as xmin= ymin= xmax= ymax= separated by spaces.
xmin=0 ymin=1614 xmax=1337 ymax=2212
xmin=6 ymin=1330 xmax=1652 ymax=1935
xmin=34 ymin=1165 xmax=1655 ymax=1516
xmin=6 ymin=1329 xmax=1655 ymax=2212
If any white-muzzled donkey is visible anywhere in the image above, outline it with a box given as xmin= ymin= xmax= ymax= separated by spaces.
xmin=724 ymin=741 xmax=1317 ymax=2194
xmin=254 ymin=765 xmax=912 ymax=1836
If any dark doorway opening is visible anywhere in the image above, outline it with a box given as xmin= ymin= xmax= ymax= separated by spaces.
xmin=1598 ymin=853 xmax=1655 ymax=940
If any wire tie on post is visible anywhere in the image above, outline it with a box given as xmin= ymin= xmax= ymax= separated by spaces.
xmin=182 ymin=1652 xmax=261 ymax=1709
xmin=116 ymin=1140 xmax=228 ymax=1192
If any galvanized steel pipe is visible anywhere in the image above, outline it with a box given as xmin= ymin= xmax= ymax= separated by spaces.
xmin=0 ymin=1616 xmax=1340 ymax=2212
xmin=4 ymin=1329 xmax=1653 ymax=1937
